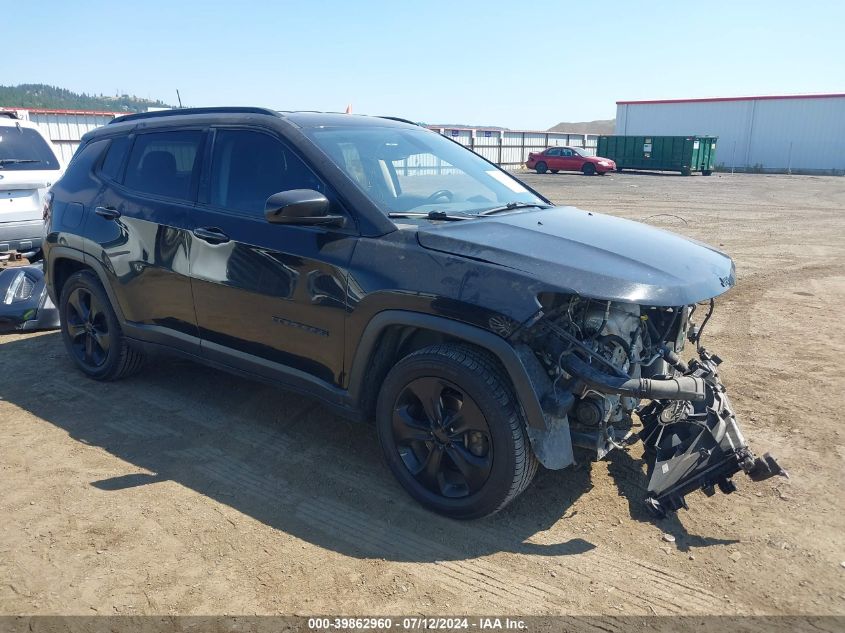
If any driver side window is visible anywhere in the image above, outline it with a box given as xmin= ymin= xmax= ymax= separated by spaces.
xmin=209 ymin=129 xmax=327 ymax=217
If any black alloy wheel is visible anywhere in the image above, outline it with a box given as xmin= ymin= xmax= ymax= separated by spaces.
xmin=392 ymin=376 xmax=493 ymax=498
xmin=59 ymin=270 xmax=145 ymax=381
xmin=376 ymin=344 xmax=538 ymax=519
xmin=65 ymin=287 xmax=111 ymax=368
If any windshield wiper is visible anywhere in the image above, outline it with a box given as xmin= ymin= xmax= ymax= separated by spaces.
xmin=0 ymin=159 xmax=42 ymax=167
xmin=478 ymin=202 xmax=552 ymax=216
xmin=387 ymin=210 xmax=472 ymax=221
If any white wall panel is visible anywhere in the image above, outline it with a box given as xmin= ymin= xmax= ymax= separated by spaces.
xmin=616 ymin=96 xmax=845 ymax=173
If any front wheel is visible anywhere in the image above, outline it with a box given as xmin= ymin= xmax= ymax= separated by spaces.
xmin=535 ymin=161 xmax=548 ymax=174
xmin=702 ymin=170 xmax=713 ymax=176
xmin=376 ymin=344 xmax=538 ymax=519
xmin=582 ymin=163 xmax=597 ymax=176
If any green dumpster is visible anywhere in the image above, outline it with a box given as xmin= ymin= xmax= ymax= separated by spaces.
xmin=597 ymin=135 xmax=718 ymax=176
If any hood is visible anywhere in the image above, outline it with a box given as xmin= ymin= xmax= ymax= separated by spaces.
xmin=415 ymin=206 xmax=735 ymax=306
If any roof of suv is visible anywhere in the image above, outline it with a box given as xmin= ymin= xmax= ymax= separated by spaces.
xmin=107 ymin=107 xmax=420 ymax=130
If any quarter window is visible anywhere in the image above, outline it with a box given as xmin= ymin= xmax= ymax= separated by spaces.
xmin=100 ymin=136 xmax=130 ymax=181
xmin=209 ymin=129 xmax=326 ymax=216
xmin=124 ymin=130 xmax=202 ymax=200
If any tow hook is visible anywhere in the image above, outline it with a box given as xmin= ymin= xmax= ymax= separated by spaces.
xmin=638 ymin=347 xmax=789 ymax=518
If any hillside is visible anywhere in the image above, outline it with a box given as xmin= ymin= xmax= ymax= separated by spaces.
xmin=548 ymin=119 xmax=616 ymax=135
xmin=0 ymin=84 xmax=172 ymax=113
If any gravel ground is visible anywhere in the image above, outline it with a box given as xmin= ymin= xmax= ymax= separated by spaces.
xmin=1 ymin=172 xmax=843 ymax=617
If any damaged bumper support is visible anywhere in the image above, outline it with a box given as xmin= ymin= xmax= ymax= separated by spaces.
xmin=636 ymin=347 xmax=787 ymax=517
xmin=563 ymin=346 xmax=788 ymax=517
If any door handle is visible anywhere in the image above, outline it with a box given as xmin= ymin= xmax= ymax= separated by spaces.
xmin=95 ymin=206 xmax=121 ymax=220
xmin=192 ymin=227 xmax=230 ymax=244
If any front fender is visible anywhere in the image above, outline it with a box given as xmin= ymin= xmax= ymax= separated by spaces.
xmin=347 ymin=310 xmax=544 ymax=428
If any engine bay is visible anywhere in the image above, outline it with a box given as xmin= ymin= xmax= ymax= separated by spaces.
xmin=517 ymin=294 xmax=788 ymax=516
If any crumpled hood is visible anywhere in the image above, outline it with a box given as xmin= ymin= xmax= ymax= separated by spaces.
xmin=416 ymin=206 xmax=735 ymax=306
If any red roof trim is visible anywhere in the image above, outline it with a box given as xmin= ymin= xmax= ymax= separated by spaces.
xmin=0 ymin=107 xmax=122 ymax=116
xmin=616 ymin=93 xmax=845 ymax=105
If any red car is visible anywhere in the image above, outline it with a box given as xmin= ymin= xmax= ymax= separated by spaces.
xmin=526 ymin=146 xmax=616 ymax=175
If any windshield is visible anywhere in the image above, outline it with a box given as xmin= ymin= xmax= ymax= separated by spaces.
xmin=571 ymin=147 xmax=588 ymax=157
xmin=305 ymin=126 xmax=546 ymax=216
xmin=0 ymin=126 xmax=60 ymax=171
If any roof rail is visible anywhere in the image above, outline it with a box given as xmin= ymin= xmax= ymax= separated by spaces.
xmin=377 ymin=116 xmax=420 ymax=126
xmin=109 ymin=107 xmax=280 ymax=125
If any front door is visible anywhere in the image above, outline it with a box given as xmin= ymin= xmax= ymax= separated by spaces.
xmin=189 ymin=127 xmax=357 ymax=389
xmin=559 ymin=148 xmax=579 ymax=171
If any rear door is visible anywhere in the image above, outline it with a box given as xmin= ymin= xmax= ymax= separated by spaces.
xmin=544 ymin=148 xmax=562 ymax=170
xmin=84 ymin=128 xmax=204 ymax=351
xmin=189 ymin=126 xmax=357 ymax=388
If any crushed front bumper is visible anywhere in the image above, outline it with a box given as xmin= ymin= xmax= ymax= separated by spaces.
xmin=638 ymin=347 xmax=788 ymax=517
xmin=0 ymin=260 xmax=60 ymax=333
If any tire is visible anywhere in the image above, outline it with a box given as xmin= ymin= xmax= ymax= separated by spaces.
xmin=535 ymin=162 xmax=548 ymax=174
xmin=582 ymin=163 xmax=597 ymax=176
xmin=702 ymin=170 xmax=713 ymax=176
xmin=681 ymin=167 xmax=691 ymax=176
xmin=550 ymin=169 xmax=559 ymax=174
xmin=615 ymin=167 xmax=624 ymax=173
xmin=59 ymin=270 xmax=145 ymax=381
xmin=376 ymin=344 xmax=538 ymax=519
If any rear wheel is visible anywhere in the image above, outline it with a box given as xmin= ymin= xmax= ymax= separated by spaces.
xmin=550 ymin=169 xmax=560 ymax=174
xmin=59 ymin=270 xmax=145 ymax=381
xmin=582 ymin=163 xmax=597 ymax=176
xmin=702 ymin=170 xmax=713 ymax=176
xmin=376 ymin=344 xmax=538 ymax=519
xmin=535 ymin=162 xmax=548 ymax=174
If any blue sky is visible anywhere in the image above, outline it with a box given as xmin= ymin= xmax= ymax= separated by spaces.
xmin=6 ymin=0 xmax=844 ymax=129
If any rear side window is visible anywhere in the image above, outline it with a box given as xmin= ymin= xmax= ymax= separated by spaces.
xmin=0 ymin=126 xmax=60 ymax=171
xmin=124 ymin=130 xmax=202 ymax=200
xmin=100 ymin=136 xmax=130 ymax=181
xmin=209 ymin=129 xmax=327 ymax=216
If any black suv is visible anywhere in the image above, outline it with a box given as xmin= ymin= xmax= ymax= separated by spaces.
xmin=44 ymin=108 xmax=785 ymax=519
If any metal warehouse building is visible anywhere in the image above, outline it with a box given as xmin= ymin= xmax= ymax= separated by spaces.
xmin=616 ymin=93 xmax=845 ymax=174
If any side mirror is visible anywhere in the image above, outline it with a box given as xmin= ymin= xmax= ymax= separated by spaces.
xmin=264 ymin=189 xmax=344 ymax=227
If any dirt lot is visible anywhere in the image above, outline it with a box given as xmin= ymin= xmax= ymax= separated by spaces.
xmin=1 ymin=172 xmax=844 ymax=617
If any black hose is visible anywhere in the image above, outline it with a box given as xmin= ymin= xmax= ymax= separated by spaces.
xmin=562 ymin=354 xmax=705 ymax=402
xmin=695 ymin=299 xmax=715 ymax=350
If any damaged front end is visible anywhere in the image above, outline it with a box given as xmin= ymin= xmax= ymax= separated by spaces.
xmin=514 ymin=294 xmax=787 ymax=517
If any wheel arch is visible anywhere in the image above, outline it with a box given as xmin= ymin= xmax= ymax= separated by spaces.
xmin=348 ymin=310 xmax=547 ymax=430
xmin=47 ymin=247 xmax=126 ymax=324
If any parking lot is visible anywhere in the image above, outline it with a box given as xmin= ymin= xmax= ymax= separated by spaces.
xmin=1 ymin=172 xmax=843 ymax=616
